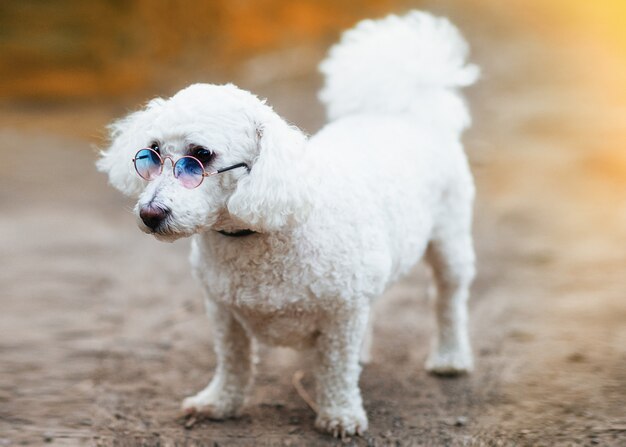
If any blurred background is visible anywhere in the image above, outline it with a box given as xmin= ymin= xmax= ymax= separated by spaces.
xmin=1 ymin=0 xmax=625 ymax=445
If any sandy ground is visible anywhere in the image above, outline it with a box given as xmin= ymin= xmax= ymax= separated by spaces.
xmin=1 ymin=2 xmax=625 ymax=446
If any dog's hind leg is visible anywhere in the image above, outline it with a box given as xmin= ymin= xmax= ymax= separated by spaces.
xmin=424 ymin=196 xmax=475 ymax=375
xmin=359 ymin=307 xmax=374 ymax=364
xmin=181 ymin=301 xmax=254 ymax=419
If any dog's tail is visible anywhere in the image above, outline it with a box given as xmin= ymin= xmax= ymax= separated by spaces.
xmin=318 ymin=11 xmax=478 ymax=132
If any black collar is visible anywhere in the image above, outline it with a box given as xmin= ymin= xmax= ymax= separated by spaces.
xmin=217 ymin=229 xmax=257 ymax=237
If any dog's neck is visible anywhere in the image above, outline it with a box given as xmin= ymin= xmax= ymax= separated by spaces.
xmin=213 ymin=211 xmax=257 ymax=237
xmin=217 ymin=228 xmax=257 ymax=237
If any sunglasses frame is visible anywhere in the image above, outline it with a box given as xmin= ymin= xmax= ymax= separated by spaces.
xmin=132 ymin=147 xmax=249 ymax=189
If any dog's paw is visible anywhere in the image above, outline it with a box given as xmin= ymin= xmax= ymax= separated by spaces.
xmin=425 ymin=347 xmax=473 ymax=376
xmin=315 ymin=407 xmax=368 ymax=439
xmin=181 ymin=389 xmax=243 ymax=420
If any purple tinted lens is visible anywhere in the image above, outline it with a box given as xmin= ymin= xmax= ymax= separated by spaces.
xmin=134 ymin=149 xmax=162 ymax=180
xmin=174 ymin=157 xmax=204 ymax=188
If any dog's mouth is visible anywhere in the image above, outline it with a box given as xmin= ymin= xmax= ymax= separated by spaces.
xmin=137 ymin=219 xmax=199 ymax=243
xmin=151 ymin=230 xmax=186 ymax=242
xmin=145 ymin=226 xmax=187 ymax=242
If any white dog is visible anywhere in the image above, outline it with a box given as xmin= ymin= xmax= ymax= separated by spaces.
xmin=97 ymin=11 xmax=478 ymax=438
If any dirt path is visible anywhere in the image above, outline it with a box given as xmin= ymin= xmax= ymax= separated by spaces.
xmin=1 ymin=1 xmax=625 ymax=445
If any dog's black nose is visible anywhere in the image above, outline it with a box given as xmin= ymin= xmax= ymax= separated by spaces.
xmin=139 ymin=204 xmax=170 ymax=230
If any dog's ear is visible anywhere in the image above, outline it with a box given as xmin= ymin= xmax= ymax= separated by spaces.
xmin=227 ymin=111 xmax=313 ymax=232
xmin=96 ymin=98 xmax=165 ymax=197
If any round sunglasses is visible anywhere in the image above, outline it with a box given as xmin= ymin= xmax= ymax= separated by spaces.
xmin=132 ymin=148 xmax=249 ymax=189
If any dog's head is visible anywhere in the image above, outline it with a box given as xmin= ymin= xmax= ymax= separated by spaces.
xmin=97 ymin=83 xmax=313 ymax=241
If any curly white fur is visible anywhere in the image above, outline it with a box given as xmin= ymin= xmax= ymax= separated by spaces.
xmin=97 ymin=10 xmax=478 ymax=438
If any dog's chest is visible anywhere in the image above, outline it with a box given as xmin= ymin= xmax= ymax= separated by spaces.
xmin=192 ymin=234 xmax=313 ymax=303
xmin=189 ymin=233 xmax=335 ymax=347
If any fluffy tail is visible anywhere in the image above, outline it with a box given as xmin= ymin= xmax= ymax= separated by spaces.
xmin=319 ymin=11 xmax=479 ymax=131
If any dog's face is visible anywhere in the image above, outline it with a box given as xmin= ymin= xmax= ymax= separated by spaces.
xmin=98 ymin=83 xmax=312 ymax=240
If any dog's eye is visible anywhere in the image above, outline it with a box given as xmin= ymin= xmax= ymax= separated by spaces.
xmin=190 ymin=146 xmax=214 ymax=165
xmin=149 ymin=142 xmax=160 ymax=153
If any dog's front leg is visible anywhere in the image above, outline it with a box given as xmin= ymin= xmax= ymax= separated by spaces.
xmin=313 ymin=304 xmax=369 ymax=438
xmin=182 ymin=301 xmax=253 ymax=419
